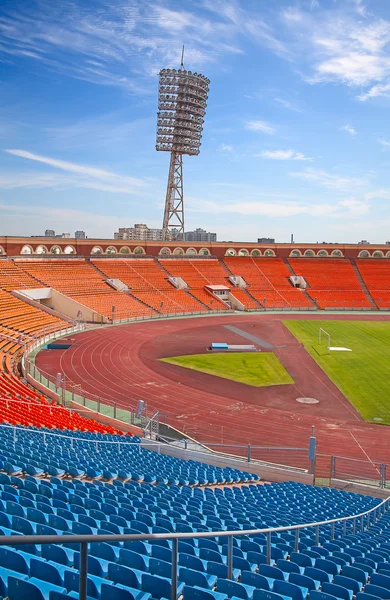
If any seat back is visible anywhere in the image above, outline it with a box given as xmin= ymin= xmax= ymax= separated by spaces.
xmin=8 ymin=577 xmax=45 ymax=600
xmin=0 ymin=547 xmax=29 ymax=574
xmin=372 ymin=574 xmax=390 ymax=591
xmin=182 ymin=585 xmax=217 ymax=600
xmin=253 ymin=590 xmax=284 ymax=600
xmin=273 ymin=580 xmax=304 ymax=600
xmin=142 ymin=573 xmax=171 ymax=600
xmin=107 ymin=563 xmax=140 ymax=589
xmin=334 ymin=575 xmax=361 ymax=595
xmin=322 ymin=582 xmax=352 ymax=600
xmin=259 ymin=565 xmax=285 ymax=581
xmin=365 ymin=584 xmax=390 ymax=599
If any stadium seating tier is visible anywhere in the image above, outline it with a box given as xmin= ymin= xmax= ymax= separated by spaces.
xmin=0 ymin=422 xmax=384 ymax=600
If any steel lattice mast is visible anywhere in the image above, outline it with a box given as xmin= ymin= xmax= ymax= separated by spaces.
xmin=156 ymin=48 xmax=210 ymax=241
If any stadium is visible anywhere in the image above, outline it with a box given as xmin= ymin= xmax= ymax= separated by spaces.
xmin=1 ymin=236 xmax=390 ymax=599
xmin=2 ymin=1 xmax=390 ymax=598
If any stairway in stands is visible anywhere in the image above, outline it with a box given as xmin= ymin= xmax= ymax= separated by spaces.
xmin=221 ymin=259 xmax=263 ymax=309
xmin=283 ymin=258 xmax=319 ymax=309
xmin=350 ymin=259 xmax=378 ymax=309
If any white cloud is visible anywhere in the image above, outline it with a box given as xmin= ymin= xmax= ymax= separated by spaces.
xmin=290 ymin=167 xmax=367 ymax=190
xmin=3 ymin=149 xmax=148 ymax=194
xmin=281 ymin=4 xmax=390 ymax=98
xmin=255 ymin=149 xmax=312 ymax=161
xmin=339 ymin=197 xmax=369 ymax=216
xmin=378 ymin=138 xmax=390 ymax=148
xmin=217 ymin=144 xmax=234 ymax=152
xmin=0 ymin=202 xmax=146 ymax=237
xmin=274 ymin=98 xmax=302 ymax=112
xmin=358 ymin=83 xmax=390 ymax=101
xmin=186 ymin=196 xmax=369 ymax=219
xmin=340 ymin=124 xmax=357 ymax=136
xmin=189 ymin=199 xmax=337 ymax=218
xmin=245 ymin=120 xmax=275 ymax=134
xmin=365 ymin=189 xmax=390 ymax=200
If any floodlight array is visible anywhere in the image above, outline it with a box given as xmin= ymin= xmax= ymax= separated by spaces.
xmin=156 ymin=68 xmax=210 ymax=155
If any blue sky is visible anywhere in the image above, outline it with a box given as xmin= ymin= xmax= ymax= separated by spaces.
xmin=1 ymin=0 xmax=390 ymax=243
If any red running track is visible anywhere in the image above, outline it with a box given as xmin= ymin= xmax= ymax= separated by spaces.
xmin=36 ymin=314 xmax=390 ymax=474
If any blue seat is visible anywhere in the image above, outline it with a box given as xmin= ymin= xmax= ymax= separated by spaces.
xmin=120 ymin=548 xmax=150 ymax=571
xmin=142 ymin=572 xmax=184 ymax=599
xmin=108 ymin=563 xmax=143 ymax=589
xmin=101 ymin=582 xmax=150 ymax=600
xmin=304 ymin=567 xmax=331 ymax=585
xmin=0 ymin=566 xmax=29 ymax=596
xmin=322 ymin=582 xmax=353 ymax=600
xmin=356 ymin=594 xmax=384 ymax=600
xmin=277 ymin=559 xmax=303 ymax=575
xmin=334 ymin=575 xmax=362 ymax=595
xmin=309 ymin=592 xmax=340 ymax=600
xmin=289 ymin=572 xmax=318 ymax=592
xmin=8 ymin=576 xmax=66 ymax=600
xmin=274 ymin=581 xmax=306 ymax=600
xmin=372 ymin=574 xmax=390 ymax=591
xmin=183 ymin=585 xmax=228 ymax=600
xmin=149 ymin=557 xmax=172 ymax=579
xmin=179 ymin=553 xmax=207 ymax=572
xmin=253 ymin=591 xmax=284 ymax=600
xmin=0 ymin=546 xmax=29 ymax=574
xmin=217 ymin=578 xmax=256 ymax=600
xmin=343 ymin=565 xmax=368 ymax=586
xmin=42 ymin=544 xmax=75 ymax=567
xmin=241 ymin=571 xmax=270 ymax=591
xmin=364 ymin=584 xmax=390 ymax=599
xmin=259 ymin=564 xmax=287 ymax=584
xmin=206 ymin=560 xmax=240 ymax=582
xmin=179 ymin=566 xmax=217 ymax=590
xmin=315 ymin=558 xmax=340 ymax=576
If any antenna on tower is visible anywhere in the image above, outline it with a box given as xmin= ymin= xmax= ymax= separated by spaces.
xmin=156 ymin=50 xmax=210 ymax=241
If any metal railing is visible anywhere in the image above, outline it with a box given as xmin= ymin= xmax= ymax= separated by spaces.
xmin=330 ymin=455 xmax=390 ymax=489
xmin=0 ymin=495 xmax=388 ymax=600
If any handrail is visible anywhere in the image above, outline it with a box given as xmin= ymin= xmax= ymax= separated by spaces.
xmin=0 ymin=494 xmax=388 ymax=600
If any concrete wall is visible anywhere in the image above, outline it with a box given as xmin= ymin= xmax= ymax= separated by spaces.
xmin=49 ymin=289 xmax=106 ymax=323
xmin=13 ymin=289 xmax=75 ymax=324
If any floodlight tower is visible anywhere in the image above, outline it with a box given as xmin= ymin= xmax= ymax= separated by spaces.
xmin=156 ymin=47 xmax=210 ymax=241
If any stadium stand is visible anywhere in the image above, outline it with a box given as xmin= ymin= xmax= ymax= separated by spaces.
xmin=16 ymin=259 xmax=151 ymax=320
xmin=356 ymin=260 xmax=390 ymax=309
xmin=160 ymin=259 xmax=231 ymax=310
xmin=0 ymin=422 xmax=384 ymax=600
xmin=93 ymin=259 xmax=207 ymax=314
xmin=224 ymin=257 xmax=311 ymax=308
xmin=0 ymin=257 xmax=390 ymax=600
xmin=288 ymin=259 xmax=371 ymax=309
xmin=0 ymin=290 xmax=67 ymax=337
xmin=0 ymin=260 xmax=40 ymax=291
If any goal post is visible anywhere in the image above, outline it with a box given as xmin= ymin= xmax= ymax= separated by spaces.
xmin=319 ymin=327 xmax=330 ymax=354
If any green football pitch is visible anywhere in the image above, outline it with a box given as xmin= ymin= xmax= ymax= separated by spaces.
xmin=160 ymin=352 xmax=294 ymax=387
xmin=284 ymin=320 xmax=390 ymax=424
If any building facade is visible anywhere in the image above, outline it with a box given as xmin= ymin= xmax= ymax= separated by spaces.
xmin=257 ymin=237 xmax=275 ymax=244
xmin=114 ymin=224 xmax=163 ymax=241
xmin=75 ymin=231 xmax=86 ymax=239
xmin=184 ymin=228 xmax=217 ymax=242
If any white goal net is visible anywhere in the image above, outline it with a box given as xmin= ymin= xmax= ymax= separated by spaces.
xmin=318 ymin=327 xmax=352 ymax=354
